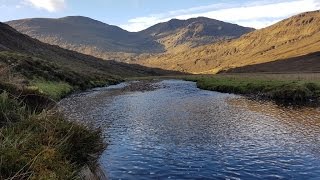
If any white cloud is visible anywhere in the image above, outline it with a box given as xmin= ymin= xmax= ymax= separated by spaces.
xmin=25 ymin=0 xmax=66 ymax=12
xmin=121 ymin=0 xmax=320 ymax=32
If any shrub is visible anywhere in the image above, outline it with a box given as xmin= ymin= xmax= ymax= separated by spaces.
xmin=270 ymin=84 xmax=313 ymax=101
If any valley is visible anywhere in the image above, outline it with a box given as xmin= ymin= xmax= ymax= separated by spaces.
xmin=1 ymin=6 xmax=320 ymax=180
xmin=6 ymin=10 xmax=320 ymax=74
xmin=0 ymin=21 xmax=182 ymax=179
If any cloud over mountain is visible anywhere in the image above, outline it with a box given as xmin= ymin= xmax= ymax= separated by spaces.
xmin=25 ymin=0 xmax=66 ymax=12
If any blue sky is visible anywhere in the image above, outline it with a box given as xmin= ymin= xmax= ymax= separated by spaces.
xmin=1 ymin=0 xmax=320 ymax=31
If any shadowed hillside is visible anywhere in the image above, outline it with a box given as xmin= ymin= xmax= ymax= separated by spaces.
xmin=0 ymin=22 xmax=181 ymax=81
xmin=139 ymin=10 xmax=320 ymax=74
xmin=224 ymin=52 xmax=320 ymax=73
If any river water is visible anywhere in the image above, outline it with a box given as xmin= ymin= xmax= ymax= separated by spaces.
xmin=59 ymin=80 xmax=320 ymax=179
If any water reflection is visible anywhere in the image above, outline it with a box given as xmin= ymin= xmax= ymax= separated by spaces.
xmin=59 ymin=80 xmax=320 ymax=179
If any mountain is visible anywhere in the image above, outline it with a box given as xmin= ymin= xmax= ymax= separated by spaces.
xmin=139 ymin=17 xmax=254 ymax=52
xmin=6 ymin=16 xmax=165 ymax=61
xmin=7 ymin=16 xmax=253 ymax=61
xmin=0 ymin=21 xmax=180 ymax=82
xmin=139 ymin=10 xmax=320 ymax=73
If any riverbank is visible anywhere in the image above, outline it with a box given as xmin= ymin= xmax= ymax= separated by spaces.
xmin=0 ymin=64 xmax=119 ymax=179
xmin=185 ymin=74 xmax=320 ymax=105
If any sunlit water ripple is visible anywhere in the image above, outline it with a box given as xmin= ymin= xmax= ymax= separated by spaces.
xmin=59 ymin=80 xmax=320 ymax=179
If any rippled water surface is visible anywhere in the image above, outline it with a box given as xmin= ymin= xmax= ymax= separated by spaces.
xmin=59 ymin=80 xmax=320 ymax=179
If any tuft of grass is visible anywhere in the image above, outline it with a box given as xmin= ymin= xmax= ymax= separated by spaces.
xmin=0 ymin=92 xmax=26 ymax=127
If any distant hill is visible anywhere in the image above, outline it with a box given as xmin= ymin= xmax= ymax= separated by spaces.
xmin=0 ymin=22 xmax=180 ymax=80
xmin=139 ymin=10 xmax=320 ymax=74
xmin=7 ymin=16 xmax=253 ymax=61
xmin=140 ymin=17 xmax=254 ymax=52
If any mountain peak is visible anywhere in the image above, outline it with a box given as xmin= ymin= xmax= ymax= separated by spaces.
xmin=141 ymin=17 xmax=254 ymax=35
xmin=57 ymin=16 xmax=106 ymax=25
xmin=140 ymin=17 xmax=254 ymax=50
xmin=59 ymin=15 xmax=91 ymax=19
xmin=188 ymin=16 xmax=218 ymax=21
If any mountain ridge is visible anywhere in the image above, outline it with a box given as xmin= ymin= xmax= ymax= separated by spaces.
xmin=7 ymin=16 xmax=254 ymax=60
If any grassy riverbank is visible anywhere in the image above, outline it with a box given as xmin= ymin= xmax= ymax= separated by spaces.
xmin=0 ymin=91 xmax=105 ymax=179
xmin=186 ymin=74 xmax=320 ymax=104
xmin=0 ymin=59 xmax=118 ymax=179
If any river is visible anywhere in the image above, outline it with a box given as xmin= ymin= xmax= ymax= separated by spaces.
xmin=59 ymin=80 xmax=320 ymax=179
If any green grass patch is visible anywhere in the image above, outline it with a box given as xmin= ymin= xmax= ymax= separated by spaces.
xmin=186 ymin=76 xmax=320 ymax=103
xmin=30 ymin=81 xmax=73 ymax=100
